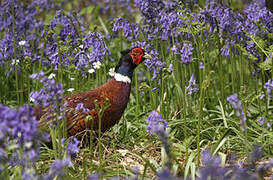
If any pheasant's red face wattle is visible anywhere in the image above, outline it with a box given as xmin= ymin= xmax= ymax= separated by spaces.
xmin=129 ymin=48 xmax=144 ymax=65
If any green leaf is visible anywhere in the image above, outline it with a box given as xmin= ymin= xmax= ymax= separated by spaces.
xmin=258 ymin=56 xmax=272 ymax=71
xmin=184 ymin=152 xmax=196 ymax=179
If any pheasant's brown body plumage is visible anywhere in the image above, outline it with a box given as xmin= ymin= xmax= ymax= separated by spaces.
xmin=35 ymin=47 xmax=152 ymax=137
xmin=65 ymin=78 xmax=131 ymax=136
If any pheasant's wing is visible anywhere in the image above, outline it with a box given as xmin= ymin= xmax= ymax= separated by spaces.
xmin=36 ymin=86 xmax=110 ymax=136
xmin=65 ymin=107 xmax=98 ymax=136
xmin=36 ymin=105 xmax=62 ymax=133
xmin=65 ymin=90 xmax=108 ymax=136
xmin=36 ymin=90 xmax=99 ymax=133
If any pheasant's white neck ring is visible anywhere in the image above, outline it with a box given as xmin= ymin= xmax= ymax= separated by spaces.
xmin=114 ymin=73 xmax=131 ymax=83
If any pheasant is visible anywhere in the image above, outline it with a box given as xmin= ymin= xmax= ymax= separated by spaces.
xmin=35 ymin=47 xmax=152 ymax=137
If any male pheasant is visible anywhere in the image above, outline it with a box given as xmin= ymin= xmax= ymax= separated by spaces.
xmin=35 ymin=47 xmax=152 ymax=137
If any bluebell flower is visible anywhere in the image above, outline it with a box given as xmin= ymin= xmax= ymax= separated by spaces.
xmin=257 ymin=117 xmax=265 ymax=125
xmin=0 ymin=104 xmax=39 ymax=146
xmin=249 ymin=145 xmax=263 ymax=164
xmin=264 ymin=79 xmax=273 ymax=98
xmin=227 ymin=94 xmax=242 ymax=112
xmin=0 ymin=104 xmax=43 ymax=179
xmin=82 ymin=31 xmax=109 ymax=62
xmin=75 ymin=103 xmax=90 ymax=113
xmin=74 ymin=51 xmax=89 ymax=70
xmin=244 ymin=1 xmax=273 ymax=36
xmin=198 ymin=1 xmax=219 ymax=33
xmin=0 ymin=0 xmax=40 ymax=36
xmin=242 ymin=1 xmax=272 ymax=58
xmin=29 ymin=71 xmax=65 ymax=120
xmin=50 ymin=10 xmax=80 ymax=43
xmin=146 ymin=110 xmax=171 ymax=158
xmin=158 ymin=10 xmax=183 ymax=41
xmin=157 ymin=168 xmax=178 ymax=180
xmin=88 ymin=173 xmax=101 ymax=180
xmin=246 ymin=41 xmax=259 ymax=60
xmin=31 ymin=0 xmax=56 ymax=10
xmin=221 ymin=40 xmax=235 ymax=58
xmin=199 ymin=62 xmax=205 ymax=69
xmin=180 ymin=42 xmax=193 ymax=65
xmin=265 ymin=53 xmax=272 ymax=63
xmin=46 ymin=157 xmax=73 ymax=177
xmin=61 ymin=137 xmax=80 ymax=159
xmin=167 ymin=64 xmax=173 ymax=71
xmin=186 ymin=74 xmax=199 ymax=96
xmin=133 ymin=0 xmax=184 ymax=41
xmin=146 ymin=110 xmax=168 ymax=135
xmin=132 ymin=166 xmax=140 ymax=174
xmin=198 ymin=150 xmax=230 ymax=180
xmin=112 ymin=17 xmax=139 ymax=41
xmin=232 ymin=167 xmax=256 ymax=180
xmin=30 ymin=10 xmax=86 ymax=71
xmin=0 ymin=0 xmax=45 ymax=66
xmin=134 ymin=0 xmax=163 ymax=23
xmin=88 ymin=0 xmax=134 ymax=17
xmin=198 ymin=0 xmax=273 ymax=60
xmin=171 ymin=44 xmax=179 ymax=55
xmin=227 ymin=93 xmax=247 ymax=132
xmin=196 ymin=149 xmax=272 ymax=179
xmin=73 ymin=31 xmax=108 ymax=74
xmin=67 ymin=137 xmax=80 ymax=157
xmin=266 ymin=122 xmax=271 ymax=129
xmin=22 ymin=168 xmax=39 ymax=180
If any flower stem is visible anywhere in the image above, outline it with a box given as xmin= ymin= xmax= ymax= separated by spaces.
xmin=94 ymin=98 xmax=110 ymax=172
xmin=57 ymin=36 xmax=63 ymax=84
xmin=11 ymin=2 xmax=20 ymax=106
xmin=134 ymin=71 xmax=140 ymax=115
xmin=37 ymin=31 xmax=48 ymax=90
xmin=197 ymin=66 xmax=204 ymax=166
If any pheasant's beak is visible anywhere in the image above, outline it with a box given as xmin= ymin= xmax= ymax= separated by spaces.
xmin=143 ymin=52 xmax=153 ymax=60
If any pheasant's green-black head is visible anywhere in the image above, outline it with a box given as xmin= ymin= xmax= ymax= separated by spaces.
xmin=120 ymin=47 xmax=152 ymax=66
xmin=129 ymin=47 xmax=152 ymax=65
xmin=115 ymin=47 xmax=152 ymax=80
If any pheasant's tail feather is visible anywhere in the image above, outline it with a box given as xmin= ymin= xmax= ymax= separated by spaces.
xmin=36 ymin=106 xmax=58 ymax=132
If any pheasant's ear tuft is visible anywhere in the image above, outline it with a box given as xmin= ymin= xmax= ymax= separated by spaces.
xmin=120 ymin=49 xmax=131 ymax=56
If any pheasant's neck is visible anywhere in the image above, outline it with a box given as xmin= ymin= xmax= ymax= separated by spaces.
xmin=113 ymin=73 xmax=131 ymax=83
xmin=114 ymin=64 xmax=134 ymax=83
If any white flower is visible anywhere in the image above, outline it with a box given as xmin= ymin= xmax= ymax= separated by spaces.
xmin=11 ymin=59 xmax=20 ymax=65
xmin=79 ymin=44 xmax=84 ymax=49
xmin=17 ymin=132 xmax=22 ymax=138
xmin=88 ymin=68 xmax=95 ymax=74
xmin=108 ymin=68 xmax=115 ymax=77
xmin=24 ymin=142 xmax=32 ymax=149
xmin=67 ymin=88 xmax=75 ymax=92
xmin=19 ymin=40 xmax=26 ymax=46
xmin=29 ymin=97 xmax=35 ymax=102
xmin=68 ymin=75 xmax=75 ymax=80
xmin=48 ymin=73 xmax=56 ymax=79
xmin=93 ymin=61 xmax=102 ymax=69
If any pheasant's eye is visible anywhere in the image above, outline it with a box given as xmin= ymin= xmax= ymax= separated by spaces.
xmin=130 ymin=48 xmax=144 ymax=65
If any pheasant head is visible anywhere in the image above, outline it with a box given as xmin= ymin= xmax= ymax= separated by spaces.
xmin=114 ymin=47 xmax=152 ymax=82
